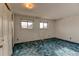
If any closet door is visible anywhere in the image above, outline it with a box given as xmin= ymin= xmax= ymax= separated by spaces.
xmin=0 ymin=4 xmax=12 ymax=56
xmin=0 ymin=15 xmax=3 ymax=56
xmin=2 ymin=4 xmax=12 ymax=56
xmin=0 ymin=4 xmax=3 ymax=56
xmin=3 ymin=12 xmax=9 ymax=55
xmin=0 ymin=4 xmax=3 ymax=40
xmin=0 ymin=15 xmax=3 ymax=40
xmin=0 ymin=14 xmax=3 ymax=56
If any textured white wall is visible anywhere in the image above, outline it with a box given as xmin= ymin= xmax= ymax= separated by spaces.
xmin=55 ymin=16 xmax=79 ymax=43
xmin=14 ymin=14 xmax=55 ymax=43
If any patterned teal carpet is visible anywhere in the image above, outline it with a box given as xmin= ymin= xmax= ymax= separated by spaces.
xmin=13 ymin=38 xmax=79 ymax=56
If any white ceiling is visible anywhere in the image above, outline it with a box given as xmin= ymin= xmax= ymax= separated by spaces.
xmin=8 ymin=3 xmax=79 ymax=20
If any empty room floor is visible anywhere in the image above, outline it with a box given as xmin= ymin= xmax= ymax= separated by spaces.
xmin=13 ymin=38 xmax=79 ymax=56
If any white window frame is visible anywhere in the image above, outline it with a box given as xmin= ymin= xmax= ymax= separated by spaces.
xmin=40 ymin=22 xmax=48 ymax=29
xmin=21 ymin=20 xmax=33 ymax=29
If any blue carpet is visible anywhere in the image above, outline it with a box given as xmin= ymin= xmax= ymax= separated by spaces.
xmin=13 ymin=38 xmax=79 ymax=56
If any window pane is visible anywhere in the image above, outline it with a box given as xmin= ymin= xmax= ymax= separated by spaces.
xmin=44 ymin=23 xmax=47 ymax=29
xmin=28 ymin=22 xmax=33 ymax=29
xmin=40 ymin=22 xmax=43 ymax=29
xmin=21 ymin=22 xmax=27 ymax=28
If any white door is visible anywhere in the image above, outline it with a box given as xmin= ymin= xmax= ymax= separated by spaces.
xmin=0 ymin=4 xmax=3 ymax=56
xmin=0 ymin=16 xmax=3 ymax=56
xmin=2 ymin=4 xmax=12 ymax=56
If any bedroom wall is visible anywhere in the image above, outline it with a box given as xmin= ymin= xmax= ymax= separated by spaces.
xmin=55 ymin=15 xmax=79 ymax=43
xmin=14 ymin=14 xmax=55 ymax=43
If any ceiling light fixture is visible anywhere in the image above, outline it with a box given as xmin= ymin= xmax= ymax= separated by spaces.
xmin=24 ymin=3 xmax=34 ymax=9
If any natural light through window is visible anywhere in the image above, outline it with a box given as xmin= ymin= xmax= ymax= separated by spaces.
xmin=40 ymin=22 xmax=43 ymax=29
xmin=44 ymin=23 xmax=47 ymax=29
xmin=28 ymin=22 xmax=33 ymax=29
xmin=40 ymin=22 xmax=48 ymax=29
xmin=21 ymin=21 xmax=33 ymax=29
xmin=21 ymin=22 xmax=27 ymax=28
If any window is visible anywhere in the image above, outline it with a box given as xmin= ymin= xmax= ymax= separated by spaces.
xmin=21 ymin=21 xmax=33 ymax=29
xmin=40 ymin=22 xmax=48 ymax=29
xmin=28 ymin=22 xmax=33 ymax=29
xmin=21 ymin=22 xmax=28 ymax=28
xmin=40 ymin=22 xmax=43 ymax=29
